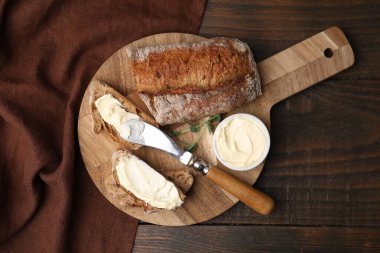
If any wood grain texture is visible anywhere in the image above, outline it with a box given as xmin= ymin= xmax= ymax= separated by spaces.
xmin=133 ymin=226 xmax=380 ymax=253
xmin=190 ymin=0 xmax=380 ymax=228
xmin=206 ymin=79 xmax=380 ymax=226
xmin=200 ymin=0 xmax=380 ymax=79
xmin=206 ymin=166 xmax=275 ymax=215
xmin=78 ymin=27 xmax=354 ymax=225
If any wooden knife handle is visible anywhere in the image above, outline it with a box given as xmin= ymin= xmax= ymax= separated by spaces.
xmin=206 ymin=166 xmax=274 ymax=215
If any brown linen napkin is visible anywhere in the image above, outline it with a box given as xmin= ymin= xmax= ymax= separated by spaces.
xmin=0 ymin=0 xmax=206 ymax=252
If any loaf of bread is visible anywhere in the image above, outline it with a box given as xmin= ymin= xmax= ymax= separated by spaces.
xmin=106 ymin=150 xmax=194 ymax=211
xmin=127 ymin=37 xmax=261 ymax=125
xmin=89 ymin=80 xmax=158 ymax=150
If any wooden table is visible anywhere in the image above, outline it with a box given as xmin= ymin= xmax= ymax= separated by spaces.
xmin=132 ymin=1 xmax=380 ymax=252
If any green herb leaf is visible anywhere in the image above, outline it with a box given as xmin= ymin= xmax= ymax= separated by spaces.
xmin=185 ymin=143 xmax=197 ymax=153
xmin=211 ymin=114 xmax=222 ymax=123
xmin=206 ymin=120 xmax=212 ymax=134
xmin=190 ymin=125 xmax=200 ymax=133
xmin=169 ymin=130 xmax=181 ymax=137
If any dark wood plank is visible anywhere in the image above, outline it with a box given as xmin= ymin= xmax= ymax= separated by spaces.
xmin=205 ymin=79 xmax=380 ymax=226
xmin=133 ymin=226 xmax=380 ymax=253
xmin=200 ymin=0 xmax=380 ymax=79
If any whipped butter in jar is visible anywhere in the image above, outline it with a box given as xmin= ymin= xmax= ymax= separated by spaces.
xmin=213 ymin=113 xmax=270 ymax=171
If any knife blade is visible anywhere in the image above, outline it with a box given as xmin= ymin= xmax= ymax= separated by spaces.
xmin=120 ymin=119 xmax=274 ymax=215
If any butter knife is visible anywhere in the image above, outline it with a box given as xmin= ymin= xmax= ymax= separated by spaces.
xmin=120 ymin=119 xmax=274 ymax=215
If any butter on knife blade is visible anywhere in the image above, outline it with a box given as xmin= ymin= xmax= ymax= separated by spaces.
xmin=120 ymin=119 xmax=275 ymax=216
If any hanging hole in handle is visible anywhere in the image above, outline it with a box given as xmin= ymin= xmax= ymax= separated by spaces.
xmin=324 ymin=48 xmax=333 ymax=58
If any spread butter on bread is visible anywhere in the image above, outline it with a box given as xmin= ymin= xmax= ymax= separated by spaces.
xmin=89 ymin=80 xmax=158 ymax=150
xmin=127 ymin=37 xmax=261 ymax=125
xmin=89 ymin=81 xmax=194 ymax=211
xmin=106 ymin=150 xmax=193 ymax=211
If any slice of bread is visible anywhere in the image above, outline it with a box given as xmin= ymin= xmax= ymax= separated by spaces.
xmin=89 ymin=80 xmax=158 ymax=150
xmin=105 ymin=150 xmax=194 ymax=211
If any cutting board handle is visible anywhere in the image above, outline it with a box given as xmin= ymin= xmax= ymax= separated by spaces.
xmin=253 ymin=26 xmax=355 ymax=109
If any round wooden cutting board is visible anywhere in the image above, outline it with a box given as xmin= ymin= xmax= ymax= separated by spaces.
xmin=78 ymin=28 xmax=354 ymax=226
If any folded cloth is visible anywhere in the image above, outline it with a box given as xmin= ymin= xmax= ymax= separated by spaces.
xmin=0 ymin=0 xmax=206 ymax=252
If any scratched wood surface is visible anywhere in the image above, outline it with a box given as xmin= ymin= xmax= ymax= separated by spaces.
xmin=133 ymin=0 xmax=380 ymax=252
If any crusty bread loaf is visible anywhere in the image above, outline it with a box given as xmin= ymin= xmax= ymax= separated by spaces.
xmin=105 ymin=150 xmax=194 ymax=211
xmin=89 ymin=80 xmax=159 ymax=150
xmin=127 ymin=37 xmax=258 ymax=95
xmin=127 ymin=37 xmax=261 ymax=125
xmin=140 ymin=74 xmax=259 ymax=125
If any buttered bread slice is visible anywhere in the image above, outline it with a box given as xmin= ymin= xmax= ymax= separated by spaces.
xmin=110 ymin=150 xmax=193 ymax=211
xmin=89 ymin=80 xmax=158 ymax=150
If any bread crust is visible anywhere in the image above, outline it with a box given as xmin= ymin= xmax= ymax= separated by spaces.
xmin=89 ymin=80 xmax=158 ymax=150
xmin=107 ymin=150 xmax=193 ymax=211
xmin=127 ymin=37 xmax=257 ymax=95
xmin=140 ymin=74 xmax=261 ymax=125
xmin=127 ymin=37 xmax=261 ymax=125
